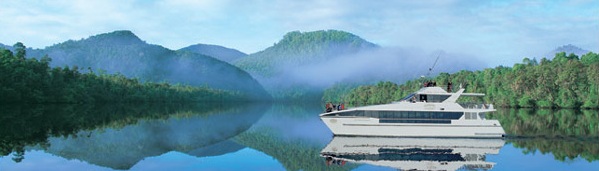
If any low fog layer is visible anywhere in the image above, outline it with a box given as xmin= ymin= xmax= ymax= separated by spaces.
xmin=268 ymin=47 xmax=487 ymax=89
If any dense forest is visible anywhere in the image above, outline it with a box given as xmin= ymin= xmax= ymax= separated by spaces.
xmin=0 ymin=43 xmax=248 ymax=103
xmin=324 ymin=52 xmax=599 ymax=109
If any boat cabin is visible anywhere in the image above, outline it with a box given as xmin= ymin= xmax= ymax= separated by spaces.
xmin=401 ymin=87 xmax=452 ymax=103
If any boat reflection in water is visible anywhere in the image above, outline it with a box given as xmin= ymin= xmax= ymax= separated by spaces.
xmin=321 ymin=136 xmax=505 ymax=171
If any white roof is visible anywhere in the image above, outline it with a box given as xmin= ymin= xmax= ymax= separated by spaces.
xmin=415 ymin=87 xmax=449 ymax=94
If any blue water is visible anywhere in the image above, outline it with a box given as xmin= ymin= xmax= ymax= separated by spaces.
xmin=0 ymin=103 xmax=597 ymax=171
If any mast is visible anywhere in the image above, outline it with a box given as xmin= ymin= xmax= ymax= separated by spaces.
xmin=426 ymin=53 xmax=441 ymax=78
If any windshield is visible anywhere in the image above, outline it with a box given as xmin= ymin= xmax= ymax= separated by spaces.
xmin=400 ymin=93 xmax=415 ymax=101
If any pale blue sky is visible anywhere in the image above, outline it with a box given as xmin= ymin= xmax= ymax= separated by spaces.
xmin=1 ymin=0 xmax=597 ymax=66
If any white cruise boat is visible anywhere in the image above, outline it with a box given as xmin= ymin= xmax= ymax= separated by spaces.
xmin=321 ymin=136 xmax=505 ymax=171
xmin=320 ymin=85 xmax=505 ymax=138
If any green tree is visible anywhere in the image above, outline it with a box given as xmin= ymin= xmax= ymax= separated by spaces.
xmin=13 ymin=42 xmax=26 ymax=59
xmin=332 ymin=52 xmax=599 ymax=109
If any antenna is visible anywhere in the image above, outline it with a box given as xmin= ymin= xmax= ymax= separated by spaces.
xmin=426 ymin=52 xmax=441 ymax=77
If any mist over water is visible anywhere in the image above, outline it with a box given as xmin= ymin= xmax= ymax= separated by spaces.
xmin=274 ymin=47 xmax=487 ymax=89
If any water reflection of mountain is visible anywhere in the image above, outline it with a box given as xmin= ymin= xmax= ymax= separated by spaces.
xmin=321 ymin=137 xmax=505 ymax=171
xmin=233 ymin=102 xmax=357 ymax=171
xmin=0 ymin=103 xmax=270 ymax=169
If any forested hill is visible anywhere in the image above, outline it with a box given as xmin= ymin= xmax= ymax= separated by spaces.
xmin=11 ymin=30 xmax=269 ymax=100
xmin=0 ymin=44 xmax=247 ymax=103
xmin=234 ymin=30 xmax=378 ymax=77
xmin=233 ymin=30 xmax=378 ymax=100
xmin=178 ymin=43 xmax=247 ymax=63
xmin=326 ymin=52 xmax=599 ymax=109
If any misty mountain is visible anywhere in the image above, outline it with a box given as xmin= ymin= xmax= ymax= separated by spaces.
xmin=235 ymin=30 xmax=378 ymax=76
xmin=233 ymin=30 xmax=379 ymax=100
xmin=232 ymin=30 xmax=485 ymax=101
xmin=17 ymin=30 xmax=269 ymax=99
xmin=547 ymin=44 xmax=590 ymax=58
xmin=178 ymin=43 xmax=247 ymax=63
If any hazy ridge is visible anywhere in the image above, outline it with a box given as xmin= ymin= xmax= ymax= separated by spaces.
xmin=178 ymin=43 xmax=247 ymax=63
xmin=1 ymin=31 xmax=269 ymax=100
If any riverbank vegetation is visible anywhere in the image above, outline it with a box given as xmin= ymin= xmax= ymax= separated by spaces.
xmin=324 ymin=52 xmax=599 ymax=109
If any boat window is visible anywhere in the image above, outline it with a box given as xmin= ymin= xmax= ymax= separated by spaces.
xmin=427 ymin=95 xmax=451 ymax=103
xmin=342 ymin=110 xmax=463 ymax=120
xmin=420 ymin=95 xmax=427 ymax=102
xmin=379 ymin=119 xmax=451 ymax=124
xmin=479 ymin=113 xmax=486 ymax=120
xmin=372 ymin=111 xmax=462 ymax=119
xmin=356 ymin=111 xmax=364 ymax=117
xmin=423 ymin=112 xmax=430 ymax=118
xmin=365 ymin=110 xmax=379 ymax=118
xmin=465 ymin=112 xmax=478 ymax=120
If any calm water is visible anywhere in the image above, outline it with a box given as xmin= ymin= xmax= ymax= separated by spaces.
xmin=0 ymin=103 xmax=598 ymax=171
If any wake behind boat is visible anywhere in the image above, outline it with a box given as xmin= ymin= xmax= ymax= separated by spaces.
xmin=320 ymin=83 xmax=505 ymax=138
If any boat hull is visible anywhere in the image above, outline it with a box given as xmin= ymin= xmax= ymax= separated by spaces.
xmin=320 ymin=117 xmax=505 ymax=138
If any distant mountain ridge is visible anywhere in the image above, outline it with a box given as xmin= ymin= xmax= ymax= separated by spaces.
xmin=0 ymin=43 xmax=10 ymax=50
xmin=4 ymin=30 xmax=269 ymax=99
xmin=547 ymin=44 xmax=590 ymax=58
xmin=178 ymin=43 xmax=247 ymax=63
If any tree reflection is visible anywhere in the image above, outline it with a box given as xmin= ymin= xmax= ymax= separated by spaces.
xmin=510 ymin=138 xmax=599 ymax=162
xmin=490 ymin=108 xmax=599 ymax=161
xmin=491 ymin=109 xmax=598 ymax=138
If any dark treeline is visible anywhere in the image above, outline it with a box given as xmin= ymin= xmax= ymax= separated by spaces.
xmin=325 ymin=52 xmax=599 ymax=109
xmin=0 ymin=43 xmax=247 ymax=103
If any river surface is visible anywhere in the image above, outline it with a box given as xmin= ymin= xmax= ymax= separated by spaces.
xmin=0 ymin=103 xmax=598 ymax=171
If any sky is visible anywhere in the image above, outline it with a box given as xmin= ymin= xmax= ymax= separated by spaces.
xmin=0 ymin=0 xmax=597 ymax=66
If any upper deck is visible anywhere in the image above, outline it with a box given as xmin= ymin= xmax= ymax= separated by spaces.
xmin=402 ymin=87 xmax=485 ymax=103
